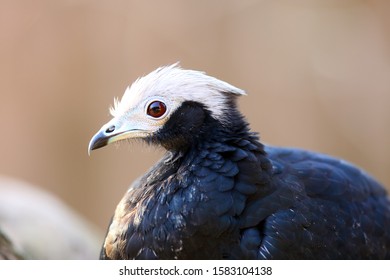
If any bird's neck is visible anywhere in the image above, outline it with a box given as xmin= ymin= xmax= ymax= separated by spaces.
xmin=170 ymin=105 xmax=265 ymax=154
xmin=164 ymin=113 xmax=271 ymax=179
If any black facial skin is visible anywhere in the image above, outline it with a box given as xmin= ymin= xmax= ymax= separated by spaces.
xmin=145 ymin=101 xmax=208 ymax=150
xmin=145 ymin=100 xmax=246 ymax=151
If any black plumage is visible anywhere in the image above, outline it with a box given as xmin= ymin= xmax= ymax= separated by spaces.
xmin=89 ymin=64 xmax=390 ymax=259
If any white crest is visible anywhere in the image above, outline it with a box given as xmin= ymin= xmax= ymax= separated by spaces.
xmin=109 ymin=63 xmax=246 ymax=123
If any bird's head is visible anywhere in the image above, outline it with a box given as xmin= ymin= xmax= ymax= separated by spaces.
xmin=88 ymin=63 xmax=246 ymax=152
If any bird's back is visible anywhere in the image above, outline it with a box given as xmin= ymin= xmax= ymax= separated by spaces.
xmin=244 ymin=146 xmax=390 ymax=259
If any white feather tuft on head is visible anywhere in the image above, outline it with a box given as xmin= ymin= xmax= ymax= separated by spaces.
xmin=109 ymin=63 xmax=246 ymax=123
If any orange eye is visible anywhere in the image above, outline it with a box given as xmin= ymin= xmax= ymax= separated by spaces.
xmin=147 ymin=101 xmax=167 ymax=118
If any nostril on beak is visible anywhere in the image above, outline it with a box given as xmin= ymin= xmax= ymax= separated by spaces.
xmin=106 ymin=125 xmax=115 ymax=133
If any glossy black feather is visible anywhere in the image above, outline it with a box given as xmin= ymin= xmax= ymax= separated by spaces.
xmin=101 ymin=100 xmax=390 ymax=260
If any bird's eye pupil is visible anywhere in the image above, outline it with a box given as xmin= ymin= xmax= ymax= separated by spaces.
xmin=147 ymin=101 xmax=166 ymax=118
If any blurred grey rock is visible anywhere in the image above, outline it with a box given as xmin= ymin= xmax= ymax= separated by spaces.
xmin=0 ymin=176 xmax=102 ymax=259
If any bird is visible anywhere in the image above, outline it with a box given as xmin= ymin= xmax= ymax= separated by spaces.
xmin=89 ymin=63 xmax=390 ymax=259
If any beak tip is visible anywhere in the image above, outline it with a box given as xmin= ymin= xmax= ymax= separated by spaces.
xmin=87 ymin=141 xmax=95 ymax=156
xmin=88 ymin=130 xmax=109 ymax=154
xmin=87 ymin=146 xmax=93 ymax=156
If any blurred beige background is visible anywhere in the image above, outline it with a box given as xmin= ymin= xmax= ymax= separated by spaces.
xmin=1 ymin=0 xmax=389 ymax=242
